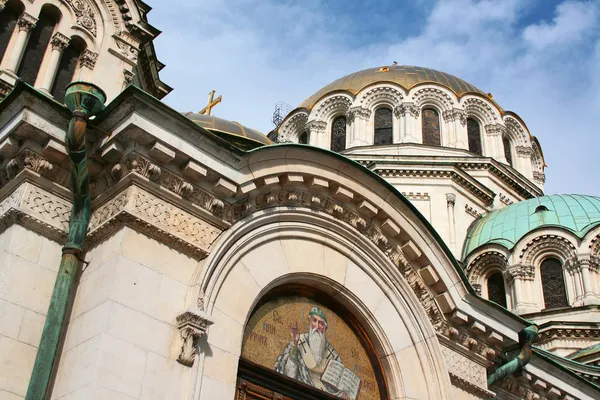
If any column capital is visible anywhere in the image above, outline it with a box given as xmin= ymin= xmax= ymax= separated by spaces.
xmin=484 ymin=123 xmax=506 ymax=137
xmin=305 ymin=119 xmax=327 ymax=135
xmin=51 ymin=32 xmax=70 ymax=51
xmin=123 ymin=68 xmax=134 ymax=85
xmin=445 ymin=193 xmax=456 ymax=206
xmin=505 ymin=264 xmax=535 ymax=282
xmin=79 ymin=49 xmax=98 ymax=70
xmin=175 ymin=309 xmax=214 ymax=367
xmin=396 ymin=103 xmax=420 ymax=118
xmin=18 ymin=12 xmax=38 ymax=32
xmin=0 ymin=0 xmax=7 ymax=12
xmin=442 ymin=108 xmax=467 ymax=125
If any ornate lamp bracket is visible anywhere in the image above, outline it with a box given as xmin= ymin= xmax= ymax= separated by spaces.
xmin=176 ymin=310 xmax=214 ymax=367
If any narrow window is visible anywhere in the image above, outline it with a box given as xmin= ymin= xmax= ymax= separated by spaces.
xmin=467 ymin=118 xmax=482 ymax=155
xmin=17 ymin=7 xmax=60 ymax=84
xmin=487 ymin=272 xmax=507 ymax=308
xmin=0 ymin=1 xmax=24 ymax=63
xmin=374 ymin=107 xmax=393 ymax=145
xmin=50 ymin=37 xmax=85 ymax=102
xmin=541 ymin=258 xmax=569 ymax=309
xmin=503 ymin=136 xmax=513 ymax=166
xmin=298 ymin=130 xmax=308 ymax=144
xmin=422 ymin=108 xmax=441 ymax=146
xmin=331 ymin=116 xmax=346 ymax=152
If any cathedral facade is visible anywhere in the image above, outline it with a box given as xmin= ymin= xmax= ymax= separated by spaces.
xmin=0 ymin=1 xmax=599 ymax=400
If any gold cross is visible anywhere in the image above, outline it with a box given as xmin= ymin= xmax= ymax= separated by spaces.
xmin=199 ymin=90 xmax=222 ymax=116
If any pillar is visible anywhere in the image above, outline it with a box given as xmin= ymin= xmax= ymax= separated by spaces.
xmin=74 ymin=49 xmax=98 ymax=81
xmin=39 ymin=32 xmax=70 ymax=93
xmin=4 ymin=12 xmax=37 ymax=74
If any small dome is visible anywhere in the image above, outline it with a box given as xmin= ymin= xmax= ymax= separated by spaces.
xmin=463 ymin=194 xmax=600 ymax=259
xmin=299 ymin=65 xmax=486 ymax=110
xmin=186 ymin=113 xmax=272 ymax=150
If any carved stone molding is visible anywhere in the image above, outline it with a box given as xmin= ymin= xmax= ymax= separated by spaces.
xmin=51 ymin=32 xmax=70 ymax=51
xmin=467 ymin=251 xmax=508 ymax=281
xmin=504 ymin=117 xmax=529 ymax=146
xmin=115 ymin=38 xmax=139 ymax=63
xmin=499 ymin=193 xmax=513 ymax=206
xmin=17 ymin=13 xmax=37 ymax=32
xmin=519 ymin=234 xmax=577 ymax=265
xmin=65 ymin=0 xmax=97 ymax=36
xmin=515 ymin=145 xmax=533 ymax=157
xmin=359 ymin=86 xmax=403 ymax=109
xmin=347 ymin=106 xmax=371 ymax=122
xmin=437 ymin=322 xmax=499 ymax=362
xmin=88 ymin=186 xmax=222 ymax=260
xmin=278 ymin=112 xmax=307 ymax=143
xmin=465 ymin=204 xmax=482 ymax=219
xmin=412 ymin=87 xmax=454 ymax=110
xmin=123 ymin=69 xmax=134 ymax=85
xmin=441 ymin=345 xmax=495 ymax=397
xmin=175 ymin=310 xmax=213 ymax=367
xmin=1 ymin=149 xmax=70 ymax=190
xmin=79 ymin=49 xmax=98 ymax=69
xmin=394 ymin=103 xmax=419 ymax=118
xmin=533 ymin=171 xmax=546 ymax=184
xmin=312 ymin=95 xmax=352 ymax=121
xmin=463 ymin=97 xmax=498 ymax=125
xmin=446 ymin=193 xmax=456 ymax=206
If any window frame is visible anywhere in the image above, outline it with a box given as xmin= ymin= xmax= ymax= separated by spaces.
xmin=421 ymin=107 xmax=442 ymax=147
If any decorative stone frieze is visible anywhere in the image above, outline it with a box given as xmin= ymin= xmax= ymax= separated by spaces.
xmin=515 ymin=145 xmax=533 ymax=157
xmin=463 ymin=97 xmax=498 ymax=124
xmin=1 ymin=149 xmax=70 ymax=190
xmin=437 ymin=321 xmax=499 ymax=362
xmin=441 ymin=345 xmax=495 ymax=398
xmin=519 ymin=234 xmax=577 ymax=265
xmin=88 ymin=186 xmax=222 ymax=259
xmin=175 ymin=310 xmax=213 ymax=367
xmin=533 ymin=171 xmax=546 ymax=184
xmin=359 ymin=86 xmax=403 ymax=109
xmin=79 ymin=49 xmax=98 ymax=69
xmin=17 ymin=12 xmax=37 ymax=32
xmin=312 ymin=95 xmax=352 ymax=121
xmin=115 ymin=38 xmax=139 ymax=63
xmin=65 ymin=0 xmax=97 ymax=36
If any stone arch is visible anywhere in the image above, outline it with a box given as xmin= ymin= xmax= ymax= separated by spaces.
xmin=466 ymin=249 xmax=509 ymax=294
xmin=503 ymin=116 xmax=529 ymax=147
xmin=194 ymin=210 xmax=453 ymax=400
xmin=461 ymin=96 xmax=499 ymax=126
xmin=310 ymin=93 xmax=353 ymax=122
xmin=531 ymin=140 xmax=545 ymax=185
xmin=278 ymin=111 xmax=308 ymax=143
xmin=410 ymin=86 xmax=456 ymax=111
xmin=357 ymin=83 xmax=404 ymax=110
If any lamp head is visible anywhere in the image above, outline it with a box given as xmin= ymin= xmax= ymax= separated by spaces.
xmin=64 ymin=81 xmax=106 ymax=117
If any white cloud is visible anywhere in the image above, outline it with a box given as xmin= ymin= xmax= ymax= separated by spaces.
xmin=523 ymin=1 xmax=599 ymax=49
xmin=151 ymin=0 xmax=600 ymax=196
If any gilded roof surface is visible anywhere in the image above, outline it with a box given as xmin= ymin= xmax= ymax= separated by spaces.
xmin=299 ymin=65 xmax=485 ymax=110
xmin=462 ymin=195 xmax=600 ymax=259
xmin=185 ymin=113 xmax=272 ymax=148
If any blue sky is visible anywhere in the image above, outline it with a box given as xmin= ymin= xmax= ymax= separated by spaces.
xmin=149 ymin=0 xmax=600 ymax=196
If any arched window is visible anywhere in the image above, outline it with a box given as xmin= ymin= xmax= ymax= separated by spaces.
xmin=422 ymin=108 xmax=441 ymax=146
xmin=17 ymin=6 xmax=60 ymax=84
xmin=330 ymin=116 xmax=346 ymax=152
xmin=0 ymin=1 xmax=24 ymax=64
xmin=487 ymin=272 xmax=507 ymax=308
xmin=374 ymin=107 xmax=393 ymax=145
xmin=541 ymin=258 xmax=569 ymax=309
xmin=503 ymin=136 xmax=513 ymax=166
xmin=467 ymin=118 xmax=482 ymax=155
xmin=50 ymin=37 xmax=86 ymax=102
xmin=298 ymin=130 xmax=308 ymax=144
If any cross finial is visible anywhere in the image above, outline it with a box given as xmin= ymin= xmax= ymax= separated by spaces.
xmin=199 ymin=90 xmax=222 ymax=116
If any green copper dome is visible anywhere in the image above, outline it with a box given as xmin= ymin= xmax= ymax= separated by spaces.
xmin=462 ymin=195 xmax=600 ymax=259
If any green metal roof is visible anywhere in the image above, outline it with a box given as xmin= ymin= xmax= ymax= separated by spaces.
xmin=462 ymin=194 xmax=600 ymax=259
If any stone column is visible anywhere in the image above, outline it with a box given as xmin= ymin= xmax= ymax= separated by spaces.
xmin=347 ymin=106 xmax=370 ymax=147
xmin=442 ymin=110 xmax=457 ymax=147
xmin=446 ymin=193 xmax=457 ymax=253
xmin=74 ymin=49 xmax=98 ymax=81
xmin=506 ymin=264 xmax=536 ymax=314
xmin=579 ymin=257 xmax=600 ymax=305
xmin=306 ymin=120 xmax=326 ymax=148
xmin=454 ymin=110 xmax=467 ymax=149
xmin=485 ymin=124 xmax=506 ymax=162
xmin=39 ymin=32 xmax=70 ymax=93
xmin=4 ymin=12 xmax=37 ymax=74
xmin=399 ymin=103 xmax=419 ymax=143
xmin=392 ymin=106 xmax=402 ymax=143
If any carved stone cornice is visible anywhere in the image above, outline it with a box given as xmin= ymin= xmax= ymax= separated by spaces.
xmin=377 ymin=168 xmax=494 ymax=207
xmin=515 ymin=145 xmax=533 ymax=158
xmin=499 ymin=193 xmax=513 ymax=206
xmin=457 ymin=161 xmax=540 ymax=200
xmin=437 ymin=321 xmax=499 ymax=363
xmin=79 ymin=49 xmax=98 ymax=69
xmin=114 ymin=37 xmax=139 ymax=64
xmin=175 ymin=310 xmax=213 ymax=367
xmin=17 ymin=13 xmax=37 ymax=32
xmin=64 ymin=0 xmax=97 ymax=36
xmin=465 ymin=204 xmax=482 ymax=219
xmin=533 ymin=171 xmax=546 ymax=184
xmin=51 ymin=32 xmax=70 ymax=51
xmin=1 ymin=150 xmax=70 ymax=190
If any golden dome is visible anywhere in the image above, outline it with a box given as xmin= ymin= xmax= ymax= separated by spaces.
xmin=299 ymin=65 xmax=485 ymax=110
xmin=185 ymin=113 xmax=272 ymax=150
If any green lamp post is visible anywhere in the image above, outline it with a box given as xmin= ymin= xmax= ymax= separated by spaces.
xmin=487 ymin=324 xmax=539 ymax=387
xmin=26 ymin=82 xmax=106 ymax=400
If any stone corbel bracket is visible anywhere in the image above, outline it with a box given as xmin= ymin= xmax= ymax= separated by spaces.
xmin=176 ymin=310 xmax=214 ymax=367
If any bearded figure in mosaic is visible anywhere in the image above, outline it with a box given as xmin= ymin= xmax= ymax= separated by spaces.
xmin=274 ymin=307 xmax=350 ymax=399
